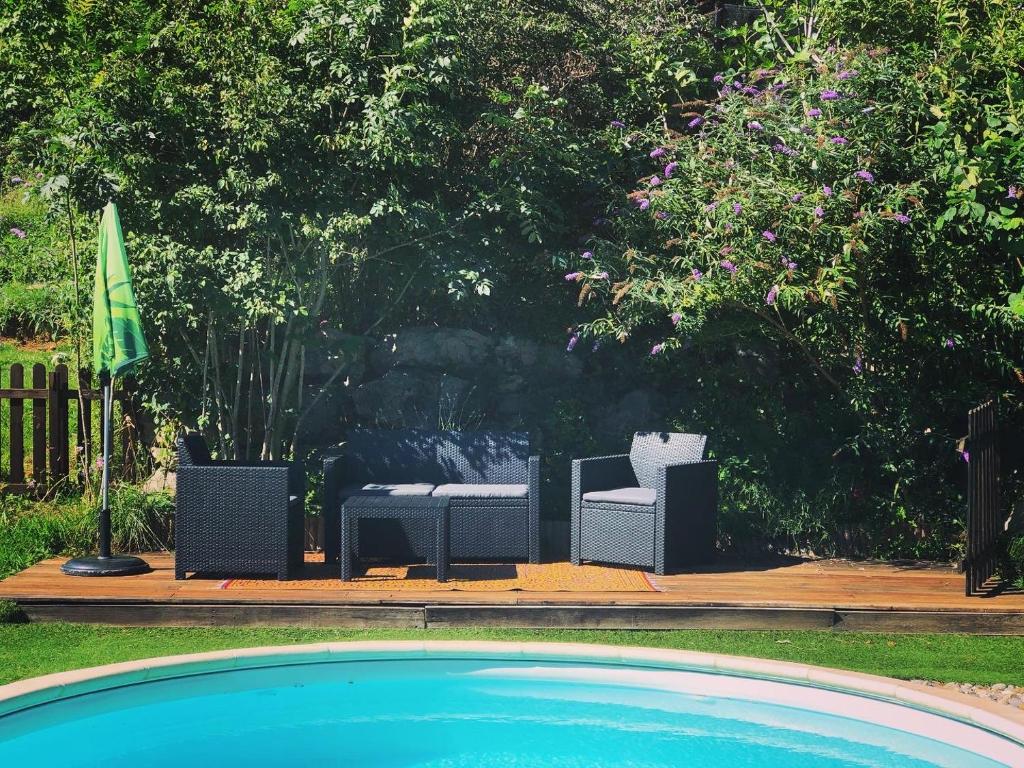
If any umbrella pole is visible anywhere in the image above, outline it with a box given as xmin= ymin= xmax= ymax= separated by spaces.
xmin=61 ymin=373 xmax=150 ymax=577
xmin=98 ymin=374 xmax=113 ymax=558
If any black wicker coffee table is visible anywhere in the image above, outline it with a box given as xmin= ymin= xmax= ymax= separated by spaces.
xmin=340 ymin=496 xmax=450 ymax=582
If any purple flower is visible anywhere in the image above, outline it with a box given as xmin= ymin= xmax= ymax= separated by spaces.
xmin=610 ymin=120 xmax=625 ymax=129
xmin=830 ymin=136 xmax=849 ymax=145
xmin=721 ymin=259 xmax=737 ymax=273
xmin=691 ymin=268 xmax=703 ymax=281
xmin=649 ymin=175 xmax=662 ymax=187
xmin=791 ymin=193 xmax=804 ymax=202
xmin=10 ymin=176 xmax=23 ymax=185
xmin=1008 ymin=185 xmax=1019 ymax=199
xmin=654 ymin=211 xmax=669 ymax=220
xmin=762 ymin=230 xmax=777 ymax=243
xmin=814 ymin=206 xmax=825 ymax=218
xmin=664 ymin=161 xmax=679 ymax=178
xmin=854 ymin=170 xmax=875 ymax=183
xmin=820 ymin=89 xmax=841 ymax=101
xmin=566 ymin=333 xmax=579 ymax=352
xmin=671 ymin=312 xmax=682 ymax=325
xmin=596 ymin=271 xmax=609 ymax=279
xmin=837 ymin=70 xmax=858 ymax=80
xmin=741 ymin=85 xmax=760 ymax=96
xmin=638 ymin=198 xmax=651 ymax=211
xmin=773 ymin=143 xmax=798 ymax=156
xmin=747 ymin=121 xmax=764 ymax=131
xmin=893 ymin=213 xmax=911 ymax=224
xmin=765 ymin=285 xmax=779 ymax=305
xmin=823 ymin=185 xmax=833 ymax=197
xmin=704 ymin=201 xmax=718 ymax=212
xmin=9 ymin=227 xmax=26 ymax=239
xmin=564 ymin=271 xmax=582 ymax=281
xmin=650 ymin=147 xmax=666 ymax=158
xmin=806 ymin=108 xmax=822 ymax=118
xmin=960 ymin=449 xmax=970 ymax=463
xmin=582 ymin=250 xmax=593 ymax=260
xmin=732 ymin=202 xmax=742 ymax=215
xmin=724 ymin=222 xmax=734 ymax=232
xmin=688 ymin=116 xmax=703 ymax=129
xmin=785 ymin=260 xmax=797 ymax=270
xmin=650 ymin=343 xmax=664 ymax=356
xmin=945 ymin=338 xmax=955 ymax=349
xmin=852 ymin=356 xmax=863 ymax=374
xmin=713 ymin=74 xmax=725 ymax=84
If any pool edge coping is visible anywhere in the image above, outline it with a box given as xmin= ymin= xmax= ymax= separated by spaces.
xmin=2 ymin=640 xmax=1023 ymax=747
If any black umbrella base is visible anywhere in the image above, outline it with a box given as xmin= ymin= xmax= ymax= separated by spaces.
xmin=61 ymin=555 xmax=151 ymax=577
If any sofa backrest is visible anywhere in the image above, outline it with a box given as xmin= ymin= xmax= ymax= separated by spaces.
xmin=339 ymin=429 xmax=529 ymax=485
xmin=177 ymin=434 xmax=212 ymax=466
xmin=435 ymin=431 xmax=530 ymax=484
xmin=339 ymin=429 xmax=443 ymax=484
xmin=629 ymin=431 xmax=706 ymax=488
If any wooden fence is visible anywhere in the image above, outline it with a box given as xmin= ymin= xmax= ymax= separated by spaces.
xmin=0 ymin=363 xmax=141 ymax=494
xmin=964 ymin=400 xmax=1002 ymax=596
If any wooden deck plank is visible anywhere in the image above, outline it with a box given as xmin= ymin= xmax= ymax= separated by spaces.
xmin=2 ymin=552 xmax=1022 ymax=631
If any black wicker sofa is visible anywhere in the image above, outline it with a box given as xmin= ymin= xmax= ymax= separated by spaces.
xmin=323 ymin=430 xmax=540 ymax=565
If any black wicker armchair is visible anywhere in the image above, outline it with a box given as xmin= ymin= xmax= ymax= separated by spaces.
xmin=323 ymin=430 xmax=540 ymax=565
xmin=174 ymin=435 xmax=305 ymax=580
xmin=571 ymin=431 xmax=717 ymax=575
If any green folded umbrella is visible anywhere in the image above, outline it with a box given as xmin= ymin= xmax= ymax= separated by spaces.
xmin=93 ymin=201 xmax=149 ymax=378
xmin=63 ymin=201 xmax=151 ymax=576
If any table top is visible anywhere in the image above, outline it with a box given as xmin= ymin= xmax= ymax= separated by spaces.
xmin=341 ymin=495 xmax=449 ymax=513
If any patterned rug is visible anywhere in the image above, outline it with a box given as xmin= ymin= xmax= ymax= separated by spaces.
xmin=222 ymin=556 xmax=656 ymax=592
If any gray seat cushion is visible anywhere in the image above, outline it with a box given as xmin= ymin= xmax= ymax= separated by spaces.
xmin=341 ymin=483 xmax=436 ymax=499
xmin=432 ymin=483 xmax=529 ymax=498
xmin=581 ymin=487 xmax=657 ymax=506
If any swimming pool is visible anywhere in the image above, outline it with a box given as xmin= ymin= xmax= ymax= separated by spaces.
xmin=1 ymin=642 xmax=1022 ymax=767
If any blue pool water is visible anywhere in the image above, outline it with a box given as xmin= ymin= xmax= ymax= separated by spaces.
xmin=0 ymin=656 xmax=1018 ymax=767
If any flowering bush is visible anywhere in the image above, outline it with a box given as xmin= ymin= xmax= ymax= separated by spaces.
xmin=570 ymin=38 xmax=1024 ymax=557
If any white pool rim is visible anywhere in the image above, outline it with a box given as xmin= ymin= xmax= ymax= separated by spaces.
xmin=2 ymin=641 xmax=1023 ymax=764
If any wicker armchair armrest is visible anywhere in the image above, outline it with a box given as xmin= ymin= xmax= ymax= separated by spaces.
xmin=209 ymin=459 xmax=305 ymax=502
xmin=655 ymin=459 xmax=718 ymax=571
xmin=658 ymin=459 xmax=718 ymax=511
xmin=570 ymin=454 xmax=634 ymax=565
xmin=321 ymin=454 xmax=346 ymax=563
xmin=571 ymin=454 xmax=635 ymax=496
xmin=528 ymin=455 xmax=541 ymax=563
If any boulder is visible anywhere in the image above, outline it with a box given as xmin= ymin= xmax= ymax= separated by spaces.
xmin=370 ymin=327 xmax=491 ymax=376
xmin=352 ymin=370 xmax=477 ymax=428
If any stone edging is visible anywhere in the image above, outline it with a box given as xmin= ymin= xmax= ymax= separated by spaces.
xmin=1 ymin=641 xmax=1023 ymax=757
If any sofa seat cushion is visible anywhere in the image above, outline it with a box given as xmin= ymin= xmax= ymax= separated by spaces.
xmin=341 ymin=483 xmax=436 ymax=499
xmin=432 ymin=483 xmax=529 ymax=499
xmin=581 ymin=487 xmax=657 ymax=506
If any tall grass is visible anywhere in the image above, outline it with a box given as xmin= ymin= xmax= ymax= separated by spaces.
xmin=0 ymin=487 xmax=174 ymax=580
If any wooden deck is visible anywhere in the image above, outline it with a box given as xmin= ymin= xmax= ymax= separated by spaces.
xmin=3 ymin=553 xmax=1023 ymax=633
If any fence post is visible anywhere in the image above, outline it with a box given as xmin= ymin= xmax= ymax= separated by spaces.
xmin=9 ymin=364 xmax=25 ymax=484
xmin=76 ymin=368 xmax=93 ymax=482
xmin=47 ymin=364 xmax=71 ymax=487
xmin=31 ymin=363 xmax=47 ymax=488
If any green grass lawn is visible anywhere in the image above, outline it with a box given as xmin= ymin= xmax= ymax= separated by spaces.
xmin=2 ymin=623 xmax=1023 ymax=687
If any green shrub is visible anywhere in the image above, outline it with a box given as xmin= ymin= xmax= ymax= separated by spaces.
xmin=0 ymin=600 xmax=25 ymax=624
xmin=1001 ymin=534 xmax=1024 ymax=588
